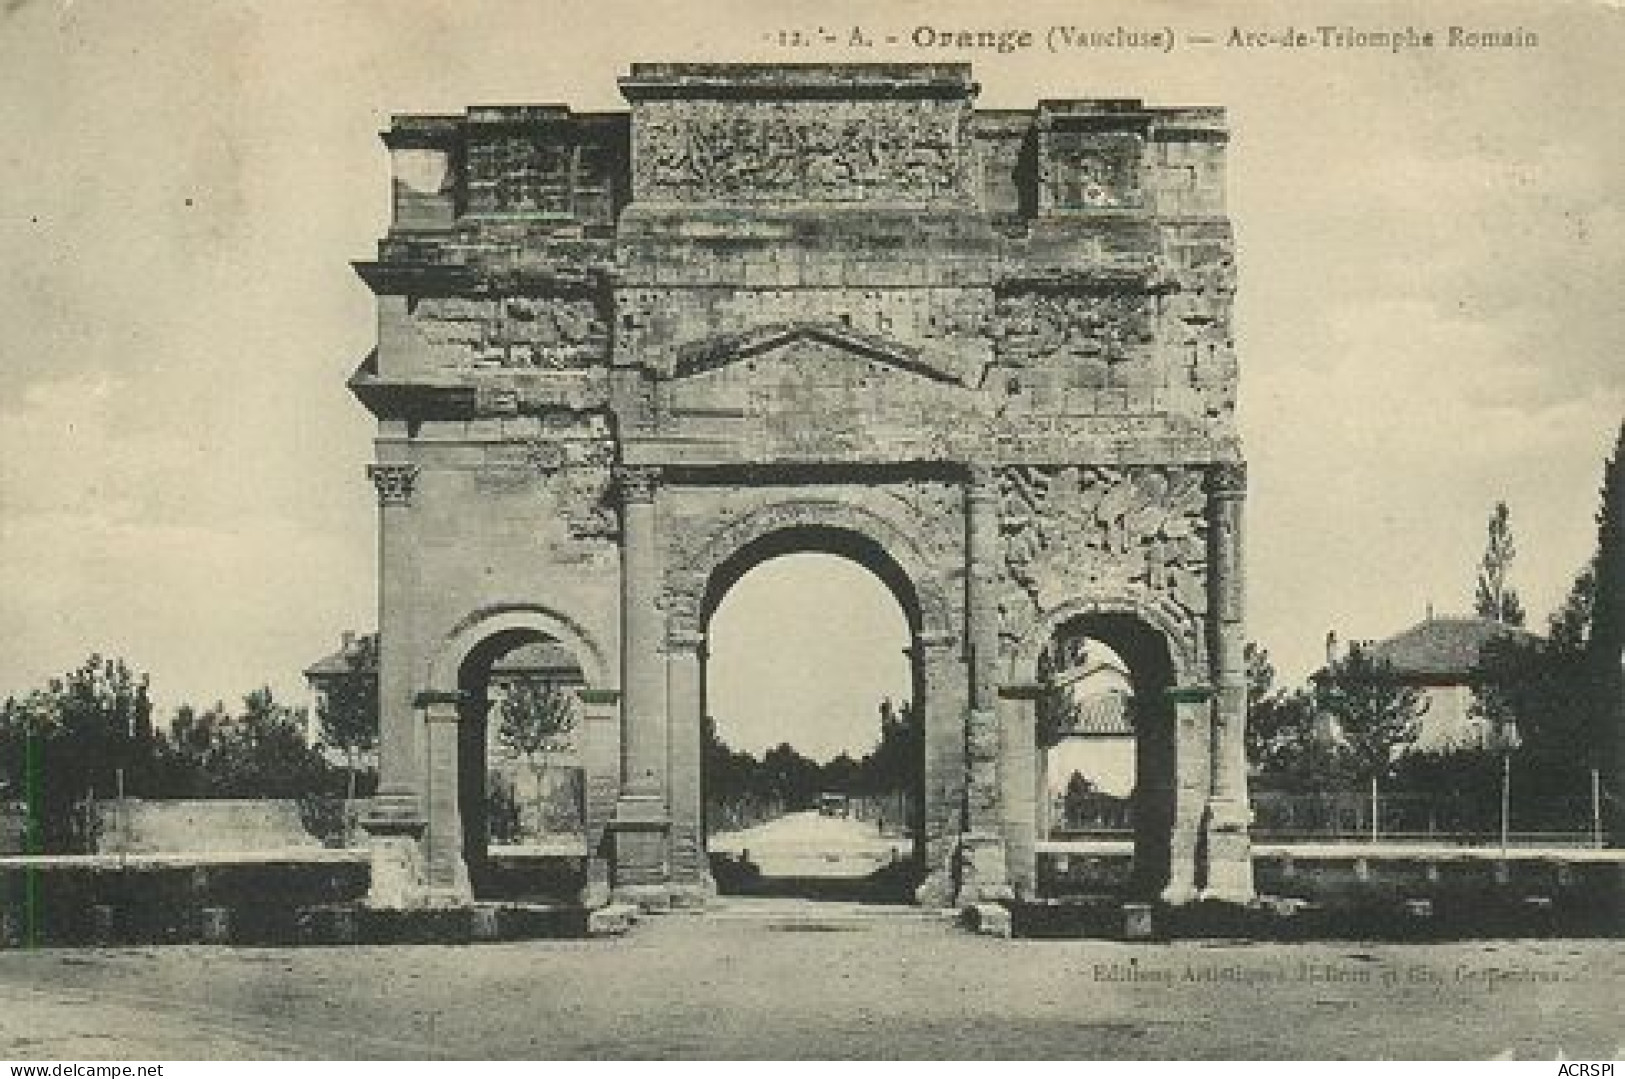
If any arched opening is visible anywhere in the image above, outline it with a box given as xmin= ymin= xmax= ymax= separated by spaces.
xmin=455 ymin=630 xmax=587 ymax=900
xmin=1038 ymin=612 xmax=1178 ymax=899
xmin=699 ymin=528 xmax=927 ymax=902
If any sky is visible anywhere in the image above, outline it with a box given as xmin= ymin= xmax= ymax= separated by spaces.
xmin=1 ymin=0 xmax=1621 ymax=757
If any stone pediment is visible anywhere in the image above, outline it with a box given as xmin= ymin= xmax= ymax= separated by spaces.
xmin=672 ymin=322 xmax=976 ymax=387
xmin=649 ymin=325 xmax=991 ymax=462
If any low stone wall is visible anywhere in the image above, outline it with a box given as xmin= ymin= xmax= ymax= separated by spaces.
xmin=0 ymin=805 xmax=29 ymax=855
xmin=1036 ymin=842 xmax=1625 ymax=936
xmin=91 ymin=799 xmax=353 ymax=854
xmin=0 ymin=854 xmax=370 ymax=945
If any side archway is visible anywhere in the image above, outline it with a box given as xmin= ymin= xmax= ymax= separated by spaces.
xmin=1010 ymin=592 xmax=1203 ymax=689
xmin=426 ymin=603 xmax=610 ymax=698
xmin=1011 ymin=593 xmax=1206 ymax=901
xmin=422 ymin=603 xmax=610 ymax=900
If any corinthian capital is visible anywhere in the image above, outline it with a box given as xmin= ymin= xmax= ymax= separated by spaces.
xmin=965 ymin=462 xmax=998 ymax=497
xmin=367 ymin=462 xmax=421 ymax=507
xmin=1207 ymin=461 xmax=1248 ymax=498
xmin=615 ymin=465 xmax=660 ymax=504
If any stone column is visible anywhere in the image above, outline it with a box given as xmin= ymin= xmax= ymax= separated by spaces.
xmin=362 ymin=460 xmax=427 ymax=909
xmin=665 ymin=627 xmax=714 ymax=906
xmin=913 ymin=630 xmax=965 ymax=908
xmin=418 ymin=693 xmax=472 ymax=906
xmin=958 ymin=464 xmax=1011 ymax=903
xmin=998 ymin=682 xmax=1044 ymax=900
xmin=577 ymin=688 xmax=622 ymax=909
xmin=1202 ymin=461 xmax=1255 ymax=902
xmin=610 ymin=465 xmax=670 ymax=907
xmin=1163 ymin=685 xmax=1213 ymax=905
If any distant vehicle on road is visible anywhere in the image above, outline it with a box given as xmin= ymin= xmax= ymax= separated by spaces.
xmin=818 ymin=792 xmax=850 ymax=818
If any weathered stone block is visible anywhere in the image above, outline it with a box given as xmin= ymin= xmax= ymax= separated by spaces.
xmin=964 ymin=901 xmax=1012 ymax=939
xmin=587 ymin=902 xmax=639 ymax=937
xmin=198 ymin=906 xmax=232 ymax=944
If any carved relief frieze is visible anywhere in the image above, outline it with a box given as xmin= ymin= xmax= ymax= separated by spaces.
xmin=880 ymin=479 xmax=964 ymax=568
xmin=996 ymin=464 xmax=1208 ymax=645
xmin=412 ymin=294 xmax=608 ymax=370
xmin=990 ymin=290 xmax=1157 ymax=371
xmin=634 ymin=101 xmax=969 ymax=203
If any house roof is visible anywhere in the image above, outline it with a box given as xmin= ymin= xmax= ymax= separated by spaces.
xmin=1361 ymin=615 xmax=1537 ymax=681
xmin=304 ymin=633 xmax=377 ymax=678
xmin=1063 ymin=692 xmax=1135 ymax=737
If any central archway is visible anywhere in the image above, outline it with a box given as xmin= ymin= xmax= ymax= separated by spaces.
xmin=700 ymin=534 xmax=926 ymax=902
xmin=703 ymin=549 xmax=922 ymax=900
xmin=661 ymin=498 xmax=962 ymax=907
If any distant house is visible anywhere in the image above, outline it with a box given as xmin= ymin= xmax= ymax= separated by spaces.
xmin=1354 ymin=614 xmax=1539 ymax=751
xmin=1043 ymin=640 xmax=1138 ymax=834
xmin=303 ymin=631 xmax=378 ymax=753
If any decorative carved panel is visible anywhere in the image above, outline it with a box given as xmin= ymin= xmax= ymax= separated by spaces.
xmin=996 ymin=464 xmax=1208 ymax=644
xmin=990 ymin=291 xmax=1156 ymax=368
xmin=476 ymin=418 xmax=619 ymax=540
xmin=634 ymin=101 xmax=969 ymax=204
xmin=1043 ymin=130 xmax=1145 ymax=211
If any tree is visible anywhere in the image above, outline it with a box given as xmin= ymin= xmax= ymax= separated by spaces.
xmin=151 ymin=702 xmax=228 ymax=798
xmin=1475 ymin=501 xmax=1527 ymax=627
xmin=495 ymin=680 xmax=578 ymax=762
xmin=495 ymin=680 xmax=579 ymax=838
xmin=315 ymin=634 xmax=379 ymax=803
xmin=0 ymin=655 xmax=158 ymax=850
xmin=863 ymin=698 xmax=922 ymax=798
xmin=207 ymin=687 xmax=335 ymax=800
xmin=1247 ymin=689 xmax=1334 ymax=789
xmin=1241 ymin=642 xmax=1341 ymax=788
xmin=761 ymin=742 xmax=822 ymax=810
xmin=1309 ymin=647 xmax=1428 ymax=783
xmin=1062 ymin=769 xmax=1096 ymax=829
xmin=1592 ymin=422 xmax=1625 ymax=840
xmin=1244 ymin=641 xmax=1276 ymax=713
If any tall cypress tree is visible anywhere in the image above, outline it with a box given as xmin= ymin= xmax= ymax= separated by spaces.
xmin=1592 ymin=422 xmax=1625 ymax=841
xmin=1475 ymin=501 xmax=1527 ymax=627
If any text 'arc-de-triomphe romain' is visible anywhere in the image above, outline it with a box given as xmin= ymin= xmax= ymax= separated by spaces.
xmin=351 ymin=63 xmax=1253 ymax=912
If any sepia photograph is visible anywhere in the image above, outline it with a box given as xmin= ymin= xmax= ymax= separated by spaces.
xmin=0 ymin=0 xmax=1621 ymax=1063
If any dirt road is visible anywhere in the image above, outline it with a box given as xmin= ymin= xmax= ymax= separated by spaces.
xmin=709 ymin=810 xmax=905 ymax=878
xmin=0 ymin=909 xmax=1618 ymax=1059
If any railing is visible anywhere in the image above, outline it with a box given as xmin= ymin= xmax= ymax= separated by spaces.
xmin=1048 ymin=784 xmax=1613 ymax=848
xmin=1250 ymin=790 xmax=1607 ymax=847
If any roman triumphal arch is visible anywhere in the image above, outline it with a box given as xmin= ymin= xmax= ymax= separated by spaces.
xmin=350 ymin=63 xmax=1253 ymax=911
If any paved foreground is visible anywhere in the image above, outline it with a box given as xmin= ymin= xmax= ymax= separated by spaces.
xmin=0 ymin=909 xmax=1619 ymax=1059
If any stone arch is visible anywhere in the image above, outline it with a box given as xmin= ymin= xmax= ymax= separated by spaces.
xmin=1018 ymin=592 xmax=1196 ymax=900
xmin=1010 ymin=592 xmax=1202 ymax=688
xmin=425 ymin=602 xmax=610 ymax=697
xmin=668 ymin=497 xmax=954 ymax=642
